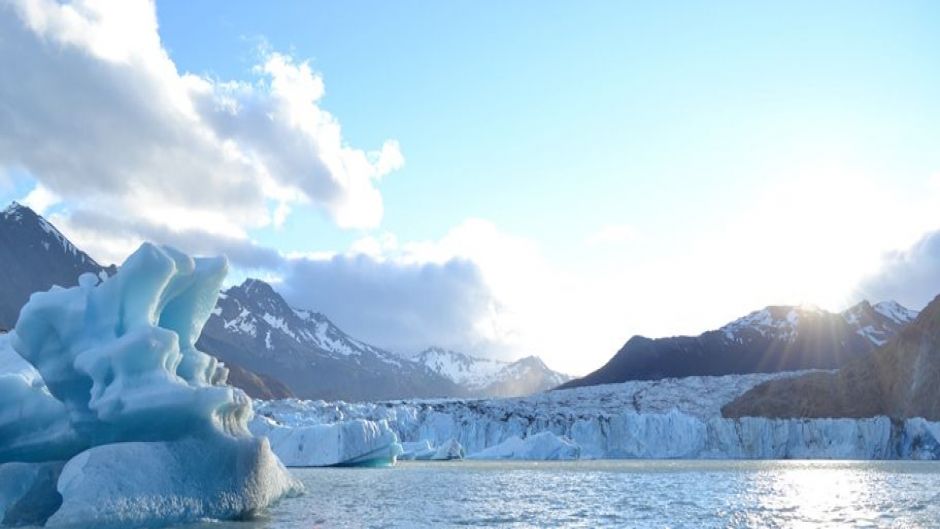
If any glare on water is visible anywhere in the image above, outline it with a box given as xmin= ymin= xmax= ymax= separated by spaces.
xmin=184 ymin=460 xmax=940 ymax=529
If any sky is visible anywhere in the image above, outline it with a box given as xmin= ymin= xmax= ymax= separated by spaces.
xmin=1 ymin=0 xmax=940 ymax=375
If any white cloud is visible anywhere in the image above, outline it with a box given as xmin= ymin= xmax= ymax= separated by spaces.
xmin=280 ymin=253 xmax=500 ymax=358
xmin=0 ymin=0 xmax=400 ymax=258
xmin=585 ymin=224 xmax=637 ymax=246
xmin=281 ymin=220 xmax=608 ymax=374
xmin=856 ymin=230 xmax=940 ymax=311
xmin=19 ymin=183 xmax=60 ymax=214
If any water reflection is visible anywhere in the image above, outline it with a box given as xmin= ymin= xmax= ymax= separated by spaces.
xmin=181 ymin=460 xmax=940 ymax=529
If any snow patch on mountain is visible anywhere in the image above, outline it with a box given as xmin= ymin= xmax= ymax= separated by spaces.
xmin=873 ymin=300 xmax=920 ymax=325
xmin=410 ymin=347 xmax=571 ymax=397
xmin=198 ymin=279 xmax=460 ymax=401
xmin=722 ymin=305 xmax=824 ymax=342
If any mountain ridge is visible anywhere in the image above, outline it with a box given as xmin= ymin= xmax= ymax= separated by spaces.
xmin=0 ymin=202 xmax=115 ymax=328
xmin=411 ymin=347 xmax=572 ymax=397
xmin=197 ymin=278 xmax=469 ymax=401
xmin=559 ymin=301 xmax=918 ymax=390
xmin=723 ymin=294 xmax=940 ymax=420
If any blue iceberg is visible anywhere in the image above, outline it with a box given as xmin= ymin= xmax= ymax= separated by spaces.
xmin=0 ymin=244 xmax=300 ymax=528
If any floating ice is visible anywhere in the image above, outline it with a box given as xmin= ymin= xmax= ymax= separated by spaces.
xmin=467 ymin=432 xmax=580 ymax=460
xmin=46 ymin=437 xmax=297 ymax=529
xmin=400 ymin=438 xmax=464 ymax=461
xmin=250 ymin=415 xmax=403 ymax=467
xmin=0 ymin=244 xmax=300 ymax=528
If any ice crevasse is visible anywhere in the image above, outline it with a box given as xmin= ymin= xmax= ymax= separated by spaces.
xmin=0 ymin=243 xmax=300 ymax=529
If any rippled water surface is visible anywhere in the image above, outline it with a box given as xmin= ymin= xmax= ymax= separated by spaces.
xmin=188 ymin=460 xmax=940 ymax=528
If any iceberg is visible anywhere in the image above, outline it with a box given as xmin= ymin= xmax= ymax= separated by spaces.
xmin=250 ymin=415 xmax=402 ymax=467
xmin=467 ymin=432 xmax=580 ymax=460
xmin=400 ymin=438 xmax=464 ymax=461
xmin=0 ymin=244 xmax=300 ymax=528
xmin=46 ymin=437 xmax=296 ymax=529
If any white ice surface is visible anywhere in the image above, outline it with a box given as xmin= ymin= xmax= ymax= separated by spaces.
xmin=250 ymin=416 xmax=402 ymax=467
xmin=256 ymin=370 xmax=940 ymax=461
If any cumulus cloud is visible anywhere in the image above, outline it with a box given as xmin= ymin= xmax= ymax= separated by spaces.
xmin=53 ymin=209 xmax=283 ymax=270
xmin=276 ymin=219 xmax=587 ymax=367
xmin=585 ymin=224 xmax=637 ymax=247
xmin=0 ymin=0 xmax=401 ymax=253
xmin=280 ymin=254 xmax=500 ymax=356
xmin=856 ymin=230 xmax=940 ymax=310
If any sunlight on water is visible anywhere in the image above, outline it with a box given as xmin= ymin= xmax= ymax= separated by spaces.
xmin=182 ymin=460 xmax=940 ymax=529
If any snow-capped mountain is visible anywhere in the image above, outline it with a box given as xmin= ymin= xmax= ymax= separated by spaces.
xmin=197 ymin=279 xmax=466 ymax=401
xmin=0 ymin=203 xmax=290 ymax=398
xmin=561 ymin=301 xmax=919 ymax=390
xmin=725 ymin=293 xmax=940 ymax=420
xmin=411 ymin=347 xmax=572 ymax=397
xmin=0 ymin=202 xmax=115 ymax=329
xmin=0 ymin=203 xmax=545 ymax=401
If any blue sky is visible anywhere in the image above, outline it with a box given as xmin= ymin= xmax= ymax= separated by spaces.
xmin=2 ymin=1 xmax=939 ymax=374
xmin=157 ymin=0 xmax=940 ymax=259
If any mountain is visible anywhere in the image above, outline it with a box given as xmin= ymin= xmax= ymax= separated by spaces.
xmin=0 ymin=202 xmax=115 ymax=328
xmin=0 ymin=203 xmax=288 ymax=398
xmin=0 ymin=202 xmax=571 ymax=401
xmin=197 ymin=279 xmax=467 ymax=401
xmin=411 ymin=347 xmax=572 ymax=397
xmin=723 ymin=294 xmax=940 ymax=420
xmin=560 ymin=301 xmax=918 ymax=390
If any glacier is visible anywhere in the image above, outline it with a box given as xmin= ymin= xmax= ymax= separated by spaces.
xmin=255 ymin=371 xmax=940 ymax=461
xmin=0 ymin=244 xmax=299 ymax=529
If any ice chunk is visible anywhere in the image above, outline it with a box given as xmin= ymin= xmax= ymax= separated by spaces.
xmin=0 ymin=461 xmax=64 ymax=526
xmin=0 ymin=337 xmax=79 ymax=463
xmin=468 ymin=432 xmax=581 ymax=460
xmin=250 ymin=416 xmax=402 ymax=467
xmin=0 ymin=244 xmax=300 ymax=527
xmin=430 ymin=438 xmax=464 ymax=460
xmin=11 ymin=243 xmax=245 ymax=447
xmin=399 ymin=438 xmax=464 ymax=461
xmin=46 ymin=436 xmax=297 ymax=529
xmin=399 ymin=440 xmax=435 ymax=460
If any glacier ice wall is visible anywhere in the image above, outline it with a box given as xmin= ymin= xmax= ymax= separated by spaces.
xmin=256 ymin=372 xmax=940 ymax=461
xmin=0 ymin=243 xmax=299 ymax=528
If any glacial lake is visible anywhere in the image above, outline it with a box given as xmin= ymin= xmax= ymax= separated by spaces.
xmin=188 ymin=460 xmax=940 ymax=528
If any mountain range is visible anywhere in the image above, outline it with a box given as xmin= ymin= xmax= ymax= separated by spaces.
xmin=724 ymin=293 xmax=940 ymax=420
xmin=561 ymin=301 xmax=918 ymax=390
xmin=0 ymin=202 xmax=568 ymax=401
xmin=410 ymin=347 xmax=572 ymax=398
xmin=197 ymin=278 xmax=465 ymax=401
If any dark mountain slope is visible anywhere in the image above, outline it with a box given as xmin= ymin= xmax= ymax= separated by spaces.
xmin=560 ymin=302 xmax=917 ymax=390
xmin=0 ymin=202 xmax=114 ymax=328
xmin=724 ymin=294 xmax=940 ymax=420
xmin=197 ymin=279 xmax=467 ymax=401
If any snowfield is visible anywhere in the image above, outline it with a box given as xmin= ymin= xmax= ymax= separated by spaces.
xmin=254 ymin=371 xmax=940 ymax=461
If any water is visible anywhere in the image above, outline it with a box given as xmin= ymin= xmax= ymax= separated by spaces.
xmin=188 ymin=460 xmax=940 ymax=528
